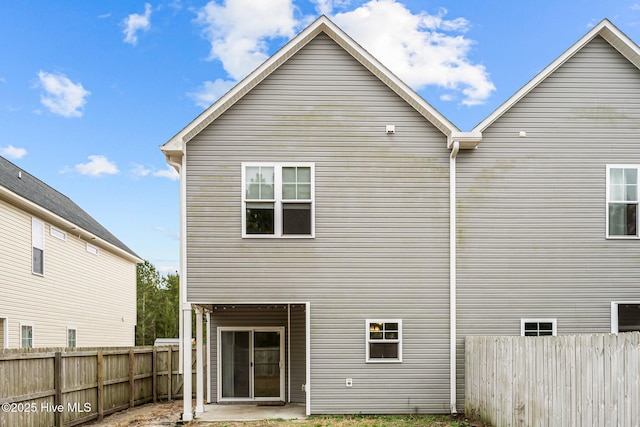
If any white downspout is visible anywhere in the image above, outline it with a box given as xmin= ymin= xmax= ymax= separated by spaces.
xmin=449 ymin=140 xmax=460 ymax=414
xmin=169 ymin=153 xmax=193 ymax=422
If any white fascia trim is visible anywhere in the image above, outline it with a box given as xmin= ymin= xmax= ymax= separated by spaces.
xmin=0 ymin=186 xmax=141 ymax=264
xmin=448 ymin=131 xmax=482 ymax=150
xmin=160 ymin=15 xmax=460 ymax=155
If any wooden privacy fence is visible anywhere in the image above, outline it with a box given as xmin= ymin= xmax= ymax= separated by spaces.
xmin=465 ymin=333 xmax=640 ymax=427
xmin=0 ymin=346 xmax=198 ymax=427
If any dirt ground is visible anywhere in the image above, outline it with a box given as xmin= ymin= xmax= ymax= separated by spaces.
xmin=86 ymin=401 xmax=183 ymax=427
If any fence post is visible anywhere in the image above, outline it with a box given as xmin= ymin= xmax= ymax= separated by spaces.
xmin=97 ymin=351 xmax=104 ymax=421
xmin=167 ymin=347 xmax=172 ymax=401
xmin=153 ymin=347 xmax=157 ymax=403
xmin=129 ymin=349 xmax=135 ymax=408
xmin=54 ymin=352 xmax=62 ymax=427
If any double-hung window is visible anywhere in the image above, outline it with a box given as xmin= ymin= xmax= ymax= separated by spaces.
xmin=67 ymin=327 xmax=77 ymax=348
xmin=20 ymin=323 xmax=33 ymax=348
xmin=611 ymin=302 xmax=640 ymax=333
xmin=242 ymin=163 xmax=314 ymax=237
xmin=32 ymin=218 xmax=44 ymax=275
xmin=607 ymin=165 xmax=640 ymax=238
xmin=366 ymin=320 xmax=402 ymax=362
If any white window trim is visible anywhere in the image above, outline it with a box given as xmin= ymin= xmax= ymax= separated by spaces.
xmin=32 ymin=218 xmax=44 ymax=276
xmin=0 ymin=316 xmax=7 ymax=349
xmin=67 ymin=326 xmax=77 ymax=348
xmin=365 ymin=319 xmax=402 ymax=363
xmin=241 ymin=162 xmax=315 ymax=238
xmin=50 ymin=226 xmax=67 ymax=241
xmin=611 ymin=301 xmax=640 ymax=333
xmin=520 ymin=318 xmax=557 ymax=336
xmin=86 ymin=243 xmax=99 ymax=255
xmin=606 ymin=165 xmax=640 ymax=239
xmin=20 ymin=322 xmax=34 ymax=349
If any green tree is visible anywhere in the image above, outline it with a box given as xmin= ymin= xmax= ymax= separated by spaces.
xmin=136 ymin=261 xmax=180 ymax=346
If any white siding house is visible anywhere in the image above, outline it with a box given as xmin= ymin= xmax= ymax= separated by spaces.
xmin=0 ymin=156 xmax=141 ymax=348
xmin=161 ymin=16 xmax=640 ymax=420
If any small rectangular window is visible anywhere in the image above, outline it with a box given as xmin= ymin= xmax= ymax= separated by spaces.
xmin=611 ymin=302 xmax=640 ymax=333
xmin=67 ymin=328 xmax=77 ymax=348
xmin=20 ymin=323 xmax=33 ymax=348
xmin=32 ymin=218 xmax=44 ymax=275
xmin=366 ymin=319 xmax=402 ymax=362
xmin=521 ymin=319 xmax=557 ymax=336
xmin=50 ymin=226 xmax=66 ymax=241
xmin=607 ymin=166 xmax=640 ymax=237
xmin=86 ymin=243 xmax=99 ymax=255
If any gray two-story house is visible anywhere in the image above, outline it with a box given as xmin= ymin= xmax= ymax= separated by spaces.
xmin=161 ymin=16 xmax=640 ymax=420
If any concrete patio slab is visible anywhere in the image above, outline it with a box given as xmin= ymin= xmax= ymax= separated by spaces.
xmin=195 ymin=403 xmax=307 ymax=422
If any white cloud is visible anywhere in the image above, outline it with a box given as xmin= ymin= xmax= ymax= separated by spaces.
xmin=196 ymin=0 xmax=298 ymax=81
xmin=309 ymin=0 xmax=352 ymax=15
xmin=153 ymin=166 xmax=179 ymax=181
xmin=193 ymin=0 xmax=494 ymax=107
xmin=37 ymin=71 xmax=91 ymax=118
xmin=188 ymin=78 xmax=236 ymax=108
xmin=332 ymin=0 xmax=495 ymax=106
xmin=123 ymin=3 xmax=152 ymax=46
xmin=130 ymin=163 xmax=151 ymax=178
xmin=0 ymin=145 xmax=27 ymax=159
xmin=74 ymin=155 xmax=119 ymax=177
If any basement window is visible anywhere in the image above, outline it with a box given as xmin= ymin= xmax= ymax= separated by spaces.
xmin=521 ymin=319 xmax=556 ymax=336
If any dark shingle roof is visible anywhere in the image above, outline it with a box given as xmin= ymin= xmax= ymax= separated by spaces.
xmin=0 ymin=156 xmax=139 ymax=260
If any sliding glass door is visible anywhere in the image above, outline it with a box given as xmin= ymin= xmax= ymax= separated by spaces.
xmin=219 ymin=327 xmax=284 ymax=401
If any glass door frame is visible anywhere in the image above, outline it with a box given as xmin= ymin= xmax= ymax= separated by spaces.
xmin=217 ymin=326 xmax=285 ymax=402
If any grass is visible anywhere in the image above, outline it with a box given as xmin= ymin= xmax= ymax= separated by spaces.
xmin=194 ymin=414 xmax=488 ymax=427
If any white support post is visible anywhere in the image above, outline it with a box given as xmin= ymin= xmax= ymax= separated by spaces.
xmin=195 ymin=306 xmax=204 ymax=415
xmin=182 ymin=307 xmax=193 ymax=422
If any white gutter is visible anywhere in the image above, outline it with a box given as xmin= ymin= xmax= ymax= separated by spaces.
xmin=449 ymin=140 xmax=460 ymax=414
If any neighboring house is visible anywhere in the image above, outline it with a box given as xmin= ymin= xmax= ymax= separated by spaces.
xmin=161 ymin=16 xmax=640 ymax=419
xmin=0 ymin=156 xmax=141 ymax=349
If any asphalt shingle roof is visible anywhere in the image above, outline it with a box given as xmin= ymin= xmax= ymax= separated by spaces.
xmin=0 ymin=156 xmax=139 ymax=260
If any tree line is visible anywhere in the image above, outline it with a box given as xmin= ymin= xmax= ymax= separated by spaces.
xmin=136 ymin=260 xmax=180 ymax=346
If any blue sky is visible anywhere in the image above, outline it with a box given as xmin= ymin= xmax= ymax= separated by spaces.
xmin=1 ymin=1 xmax=639 ymax=273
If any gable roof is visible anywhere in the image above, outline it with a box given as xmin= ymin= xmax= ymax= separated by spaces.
xmin=473 ymin=19 xmax=640 ymax=133
xmin=162 ymin=15 xmax=477 ymax=158
xmin=0 ymin=156 xmax=140 ymax=263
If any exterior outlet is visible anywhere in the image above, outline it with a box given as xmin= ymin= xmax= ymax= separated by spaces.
xmin=345 ymin=378 xmax=353 ymax=387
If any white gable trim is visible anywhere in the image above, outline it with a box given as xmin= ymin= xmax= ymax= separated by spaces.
xmin=474 ymin=19 xmax=640 ymax=134
xmin=161 ymin=15 xmax=460 ymax=156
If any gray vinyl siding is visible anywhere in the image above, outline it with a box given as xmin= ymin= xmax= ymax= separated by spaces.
xmin=187 ymin=34 xmax=451 ymax=414
xmin=456 ymin=36 xmax=640 ymax=405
